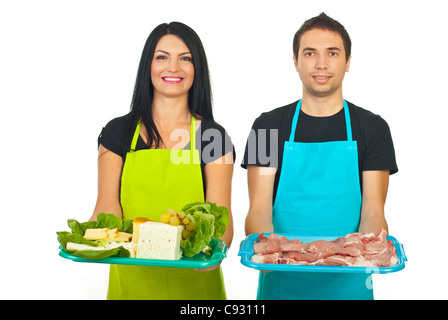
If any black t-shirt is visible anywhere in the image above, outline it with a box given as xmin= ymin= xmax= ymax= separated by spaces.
xmin=241 ymin=100 xmax=398 ymax=203
xmin=98 ymin=114 xmax=235 ymax=196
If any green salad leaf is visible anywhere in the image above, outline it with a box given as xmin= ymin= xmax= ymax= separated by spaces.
xmin=57 ymin=213 xmax=133 ymax=259
xmin=180 ymin=202 xmax=230 ymax=257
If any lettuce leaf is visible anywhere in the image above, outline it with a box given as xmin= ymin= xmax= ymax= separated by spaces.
xmin=180 ymin=202 xmax=230 ymax=257
xmin=57 ymin=213 xmax=133 ymax=259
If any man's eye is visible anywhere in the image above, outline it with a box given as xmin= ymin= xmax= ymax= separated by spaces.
xmin=304 ymin=52 xmax=313 ymax=56
xmin=329 ymin=52 xmax=338 ymax=56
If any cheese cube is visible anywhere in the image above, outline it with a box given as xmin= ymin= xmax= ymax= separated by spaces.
xmin=132 ymin=217 xmax=150 ymax=243
xmin=136 ymin=222 xmax=184 ymax=260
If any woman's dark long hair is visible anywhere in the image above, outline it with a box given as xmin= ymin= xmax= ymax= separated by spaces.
xmin=128 ymin=22 xmax=214 ymax=149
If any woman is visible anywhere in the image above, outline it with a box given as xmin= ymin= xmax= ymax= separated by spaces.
xmin=90 ymin=22 xmax=234 ymax=300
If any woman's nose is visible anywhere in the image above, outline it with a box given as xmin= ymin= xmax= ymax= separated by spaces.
xmin=167 ymin=58 xmax=180 ymax=72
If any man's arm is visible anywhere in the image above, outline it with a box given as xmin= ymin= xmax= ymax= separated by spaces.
xmin=358 ymin=170 xmax=390 ymax=234
xmin=245 ymin=165 xmax=277 ymax=235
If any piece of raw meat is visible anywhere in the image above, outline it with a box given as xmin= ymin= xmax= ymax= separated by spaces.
xmin=249 ymin=229 xmax=399 ymax=268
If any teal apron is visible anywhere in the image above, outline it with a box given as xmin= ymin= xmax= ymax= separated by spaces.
xmin=258 ymin=100 xmax=373 ymax=300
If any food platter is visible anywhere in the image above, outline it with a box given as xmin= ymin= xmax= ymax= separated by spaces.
xmin=59 ymin=238 xmax=227 ymax=269
xmin=238 ymin=233 xmax=407 ymax=274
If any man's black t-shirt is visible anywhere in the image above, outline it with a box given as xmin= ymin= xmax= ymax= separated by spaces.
xmin=241 ymin=100 xmax=398 ymax=203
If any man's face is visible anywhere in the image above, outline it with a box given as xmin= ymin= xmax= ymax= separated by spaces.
xmin=294 ymin=28 xmax=351 ymax=98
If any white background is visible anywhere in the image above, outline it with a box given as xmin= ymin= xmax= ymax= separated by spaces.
xmin=1 ymin=0 xmax=446 ymax=300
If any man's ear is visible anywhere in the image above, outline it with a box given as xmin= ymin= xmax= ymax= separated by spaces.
xmin=345 ymin=55 xmax=351 ymax=72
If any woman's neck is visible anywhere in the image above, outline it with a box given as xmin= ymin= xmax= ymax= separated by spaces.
xmin=152 ymin=94 xmax=191 ymax=126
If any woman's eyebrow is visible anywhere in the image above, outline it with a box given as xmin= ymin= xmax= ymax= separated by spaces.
xmin=155 ymin=50 xmax=191 ymax=56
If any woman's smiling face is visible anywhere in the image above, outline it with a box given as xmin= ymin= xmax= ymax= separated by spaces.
xmin=151 ymin=34 xmax=195 ymax=100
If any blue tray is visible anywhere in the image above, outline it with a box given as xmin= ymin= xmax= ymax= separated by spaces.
xmin=238 ymin=233 xmax=407 ymax=274
xmin=59 ymin=238 xmax=227 ymax=269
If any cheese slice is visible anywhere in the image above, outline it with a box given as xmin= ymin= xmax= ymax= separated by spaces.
xmin=136 ymin=222 xmax=184 ymax=260
xmin=66 ymin=242 xmax=136 ymax=258
xmin=83 ymin=228 xmax=109 ymax=240
xmin=106 ymin=228 xmax=119 ymax=239
xmin=107 ymin=232 xmax=133 ymax=242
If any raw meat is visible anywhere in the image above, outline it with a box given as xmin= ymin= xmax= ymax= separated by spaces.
xmin=250 ymin=229 xmax=399 ymax=267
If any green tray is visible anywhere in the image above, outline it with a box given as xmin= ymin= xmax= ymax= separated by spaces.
xmin=59 ymin=238 xmax=227 ymax=269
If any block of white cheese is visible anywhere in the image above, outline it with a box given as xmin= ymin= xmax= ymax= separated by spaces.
xmin=136 ymin=221 xmax=184 ymax=260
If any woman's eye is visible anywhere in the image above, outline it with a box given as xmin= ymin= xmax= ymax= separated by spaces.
xmin=155 ymin=55 xmax=167 ymax=60
xmin=181 ymin=56 xmax=192 ymax=62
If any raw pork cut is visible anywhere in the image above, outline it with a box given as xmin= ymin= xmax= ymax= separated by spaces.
xmin=250 ymin=229 xmax=398 ymax=267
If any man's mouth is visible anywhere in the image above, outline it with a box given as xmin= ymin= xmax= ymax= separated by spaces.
xmin=162 ymin=77 xmax=184 ymax=84
xmin=312 ymin=75 xmax=332 ymax=84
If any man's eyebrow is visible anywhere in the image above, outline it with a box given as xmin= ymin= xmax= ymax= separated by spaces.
xmin=302 ymin=47 xmax=342 ymax=52
xmin=302 ymin=47 xmax=316 ymax=52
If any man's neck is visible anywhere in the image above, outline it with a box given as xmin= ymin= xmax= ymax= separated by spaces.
xmin=300 ymin=92 xmax=344 ymax=117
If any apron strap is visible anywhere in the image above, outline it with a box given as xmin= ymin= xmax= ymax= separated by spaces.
xmin=190 ymin=115 xmax=196 ymax=151
xmin=342 ymin=100 xmax=352 ymax=141
xmin=289 ymin=100 xmax=302 ymax=142
xmin=289 ymin=99 xmax=353 ymax=142
xmin=130 ymin=120 xmax=142 ymax=151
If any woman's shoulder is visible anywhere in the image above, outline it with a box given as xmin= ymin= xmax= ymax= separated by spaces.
xmin=199 ymin=118 xmax=228 ymax=132
xmin=198 ymin=118 xmax=235 ymax=163
xmin=102 ymin=113 xmax=133 ymax=131
xmin=98 ymin=113 xmax=133 ymax=157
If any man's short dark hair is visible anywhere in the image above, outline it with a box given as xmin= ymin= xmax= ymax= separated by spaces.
xmin=293 ymin=12 xmax=351 ymax=61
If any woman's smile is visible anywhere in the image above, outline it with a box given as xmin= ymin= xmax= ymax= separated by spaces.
xmin=162 ymin=76 xmax=185 ymax=84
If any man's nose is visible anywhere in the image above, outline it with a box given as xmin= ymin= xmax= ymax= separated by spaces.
xmin=315 ymin=54 xmax=329 ymax=69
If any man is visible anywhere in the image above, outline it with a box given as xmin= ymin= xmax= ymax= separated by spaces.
xmin=241 ymin=13 xmax=398 ymax=300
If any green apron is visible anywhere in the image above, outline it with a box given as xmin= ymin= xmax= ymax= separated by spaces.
xmin=107 ymin=116 xmax=226 ymax=300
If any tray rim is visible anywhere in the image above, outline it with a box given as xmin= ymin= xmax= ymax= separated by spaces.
xmin=59 ymin=238 xmax=227 ymax=269
xmin=238 ymin=232 xmax=407 ymax=274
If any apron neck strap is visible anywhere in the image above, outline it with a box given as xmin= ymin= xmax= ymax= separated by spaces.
xmin=130 ymin=116 xmax=197 ymax=151
xmin=289 ymin=99 xmax=352 ymax=142
xmin=130 ymin=120 xmax=142 ymax=151
xmin=190 ymin=115 xmax=196 ymax=151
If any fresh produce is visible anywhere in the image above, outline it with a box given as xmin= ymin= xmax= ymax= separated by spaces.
xmin=58 ymin=202 xmax=229 ymax=260
xmin=57 ymin=213 xmax=134 ymax=259
xmin=160 ymin=201 xmax=229 ymax=258
xmin=160 ymin=208 xmax=196 ymax=239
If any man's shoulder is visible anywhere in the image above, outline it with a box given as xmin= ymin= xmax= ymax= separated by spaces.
xmin=253 ymin=100 xmax=298 ymax=128
xmin=346 ymin=100 xmax=393 ymax=141
xmin=346 ymin=100 xmax=383 ymax=124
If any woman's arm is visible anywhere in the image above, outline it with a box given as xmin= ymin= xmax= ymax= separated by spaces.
xmin=89 ymin=144 xmax=124 ymax=221
xmin=358 ymin=170 xmax=390 ymax=234
xmin=203 ymin=151 xmax=234 ymax=248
